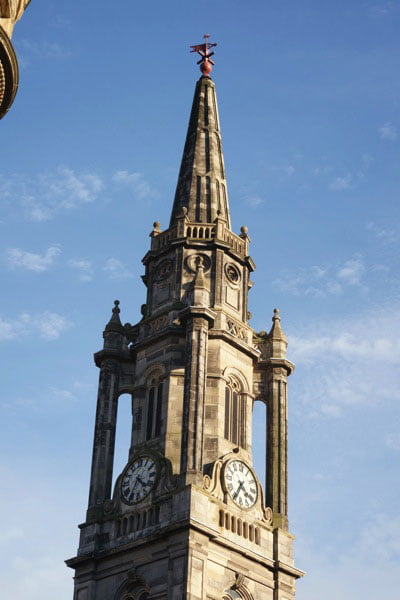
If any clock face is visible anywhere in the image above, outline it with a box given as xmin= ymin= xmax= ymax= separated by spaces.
xmin=224 ymin=460 xmax=258 ymax=509
xmin=120 ymin=456 xmax=157 ymax=504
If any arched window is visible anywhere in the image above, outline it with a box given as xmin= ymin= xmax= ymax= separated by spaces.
xmin=120 ymin=590 xmax=148 ymax=600
xmin=116 ymin=580 xmax=149 ymax=600
xmin=146 ymin=378 xmax=163 ymax=440
xmin=223 ymin=583 xmax=253 ymax=600
xmin=224 ymin=377 xmax=244 ymax=447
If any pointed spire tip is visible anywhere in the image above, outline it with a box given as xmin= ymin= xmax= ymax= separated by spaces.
xmin=105 ymin=299 xmax=124 ymax=333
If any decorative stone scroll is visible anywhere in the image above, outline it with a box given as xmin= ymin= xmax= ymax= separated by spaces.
xmin=147 ymin=315 xmax=169 ymax=335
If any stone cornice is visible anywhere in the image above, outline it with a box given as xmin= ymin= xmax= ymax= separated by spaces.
xmin=256 ymin=357 xmax=295 ymax=375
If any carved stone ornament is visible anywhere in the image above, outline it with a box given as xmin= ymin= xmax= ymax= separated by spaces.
xmin=232 ymin=573 xmax=246 ymax=590
xmin=226 ymin=317 xmax=248 ymax=343
xmin=185 ymin=252 xmax=211 ymax=274
xmin=230 ymin=573 xmax=253 ymax=600
xmin=203 ymin=458 xmax=224 ymax=501
xmin=103 ymin=499 xmax=114 ymax=515
xmin=155 ymin=259 xmax=173 ymax=281
xmin=225 ymin=262 xmax=241 ymax=285
xmin=146 ymin=314 xmax=169 ymax=335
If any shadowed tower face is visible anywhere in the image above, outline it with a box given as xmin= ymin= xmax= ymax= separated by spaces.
xmin=66 ymin=38 xmax=303 ymax=600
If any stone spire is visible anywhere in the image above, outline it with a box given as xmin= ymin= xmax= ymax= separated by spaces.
xmin=169 ymin=74 xmax=231 ymax=228
xmin=266 ymin=308 xmax=288 ymax=359
xmin=101 ymin=299 xmax=125 ymax=354
xmin=104 ymin=300 xmax=124 ymax=333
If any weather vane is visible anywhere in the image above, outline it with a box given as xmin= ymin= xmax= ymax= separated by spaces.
xmin=190 ymin=34 xmax=217 ymax=76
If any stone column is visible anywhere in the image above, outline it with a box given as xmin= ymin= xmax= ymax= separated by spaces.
xmin=87 ymin=359 xmax=120 ymax=519
xmin=180 ymin=313 xmax=210 ymax=483
xmin=179 ymin=261 xmax=215 ymax=483
xmin=266 ymin=364 xmax=290 ymax=529
xmin=87 ymin=301 xmax=125 ymax=521
xmin=264 ymin=309 xmax=294 ymax=530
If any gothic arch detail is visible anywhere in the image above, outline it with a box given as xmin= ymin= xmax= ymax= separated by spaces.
xmin=114 ymin=570 xmax=150 ymax=600
xmin=141 ymin=362 xmax=166 ymax=386
xmin=222 ymin=366 xmax=250 ymax=393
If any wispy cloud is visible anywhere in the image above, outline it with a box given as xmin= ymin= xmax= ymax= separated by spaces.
xmin=289 ymin=304 xmax=400 ymax=417
xmin=1 ymin=167 xmax=104 ymax=222
xmin=112 ymin=170 xmax=158 ymax=200
xmin=0 ymin=528 xmax=24 ymax=545
xmin=386 ymin=433 xmax=400 ymax=451
xmin=67 ymin=259 xmax=94 ymax=282
xmin=297 ymin=510 xmax=400 ymax=600
xmin=15 ymin=39 xmax=71 ymax=61
xmin=329 ymin=174 xmax=352 ymax=191
xmin=5 ymin=246 xmax=61 ymax=272
xmin=312 ymin=165 xmax=334 ymax=177
xmin=379 ymin=122 xmax=397 ymax=141
xmin=370 ymin=1 xmax=400 ymax=17
xmin=367 ymin=221 xmax=398 ymax=246
xmin=311 ymin=154 xmax=372 ymax=193
xmin=103 ymin=258 xmax=132 ymax=280
xmin=337 ymin=256 xmax=365 ymax=285
xmin=244 ymin=194 xmax=264 ymax=208
xmin=0 ymin=311 xmax=71 ymax=342
xmin=0 ymin=166 xmax=160 ymax=222
xmin=284 ymin=165 xmax=295 ymax=177
xmin=273 ymin=255 xmax=366 ymax=297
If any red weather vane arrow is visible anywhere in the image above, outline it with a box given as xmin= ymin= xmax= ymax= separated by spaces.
xmin=190 ymin=34 xmax=217 ymax=76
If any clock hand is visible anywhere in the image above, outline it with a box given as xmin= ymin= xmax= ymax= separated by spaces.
xmin=233 ymin=480 xmax=244 ymax=500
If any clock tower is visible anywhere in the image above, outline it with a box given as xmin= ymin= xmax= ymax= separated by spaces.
xmin=66 ymin=37 xmax=304 ymax=600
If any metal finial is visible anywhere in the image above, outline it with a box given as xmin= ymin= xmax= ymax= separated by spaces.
xmin=113 ymin=300 xmax=120 ymax=314
xmin=190 ymin=34 xmax=217 ymax=76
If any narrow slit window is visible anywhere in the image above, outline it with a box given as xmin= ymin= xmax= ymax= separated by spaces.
xmin=224 ymin=386 xmax=230 ymax=439
xmin=224 ymin=378 xmax=245 ymax=448
xmin=155 ymin=383 xmax=163 ymax=437
xmin=232 ymin=391 xmax=238 ymax=445
xmin=146 ymin=379 xmax=163 ymax=441
xmin=146 ymin=388 xmax=154 ymax=441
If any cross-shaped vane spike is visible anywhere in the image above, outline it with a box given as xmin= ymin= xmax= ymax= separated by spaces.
xmin=190 ymin=34 xmax=217 ymax=76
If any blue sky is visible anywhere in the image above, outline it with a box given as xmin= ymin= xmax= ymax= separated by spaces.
xmin=1 ymin=1 xmax=399 ymax=598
